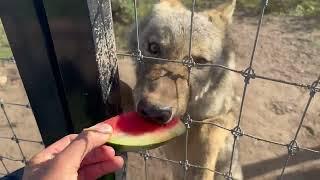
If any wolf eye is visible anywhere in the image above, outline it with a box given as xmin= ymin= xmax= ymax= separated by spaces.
xmin=148 ymin=42 xmax=160 ymax=55
xmin=193 ymin=56 xmax=208 ymax=64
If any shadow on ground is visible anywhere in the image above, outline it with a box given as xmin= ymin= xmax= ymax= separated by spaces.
xmin=243 ymin=145 xmax=320 ymax=179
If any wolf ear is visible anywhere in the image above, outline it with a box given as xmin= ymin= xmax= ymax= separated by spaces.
xmin=159 ymin=0 xmax=180 ymax=2
xmin=202 ymin=0 xmax=236 ymax=27
xmin=159 ymin=0 xmax=182 ymax=6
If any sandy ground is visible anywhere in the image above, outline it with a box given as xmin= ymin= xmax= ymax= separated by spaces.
xmin=230 ymin=15 xmax=320 ymax=180
xmin=0 ymin=14 xmax=320 ymax=179
xmin=0 ymin=62 xmax=44 ymax=176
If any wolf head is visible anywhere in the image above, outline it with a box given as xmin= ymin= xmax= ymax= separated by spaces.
xmin=129 ymin=0 xmax=236 ymax=124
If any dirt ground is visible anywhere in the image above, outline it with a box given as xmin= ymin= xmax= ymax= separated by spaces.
xmin=0 ymin=14 xmax=319 ymax=179
xmin=0 ymin=62 xmax=44 ymax=176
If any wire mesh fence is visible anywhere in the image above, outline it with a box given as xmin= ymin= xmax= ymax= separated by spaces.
xmin=115 ymin=0 xmax=320 ymax=179
xmin=0 ymin=0 xmax=319 ymax=179
xmin=0 ymin=58 xmax=44 ymax=178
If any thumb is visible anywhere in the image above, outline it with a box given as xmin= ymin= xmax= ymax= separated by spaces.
xmin=55 ymin=122 xmax=113 ymax=169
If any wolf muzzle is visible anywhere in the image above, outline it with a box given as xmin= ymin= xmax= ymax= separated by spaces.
xmin=137 ymin=98 xmax=173 ymax=124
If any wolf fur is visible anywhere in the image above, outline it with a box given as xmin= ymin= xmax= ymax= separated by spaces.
xmin=122 ymin=0 xmax=243 ymax=179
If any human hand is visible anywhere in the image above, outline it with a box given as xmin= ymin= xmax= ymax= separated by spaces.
xmin=22 ymin=122 xmax=124 ymax=180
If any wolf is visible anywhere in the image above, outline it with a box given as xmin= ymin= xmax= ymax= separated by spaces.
xmin=122 ymin=0 xmax=243 ymax=179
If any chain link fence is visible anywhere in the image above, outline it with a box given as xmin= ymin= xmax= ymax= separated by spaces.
xmin=0 ymin=0 xmax=319 ymax=179
xmin=0 ymin=58 xmax=44 ymax=178
xmin=116 ymin=0 xmax=320 ymax=179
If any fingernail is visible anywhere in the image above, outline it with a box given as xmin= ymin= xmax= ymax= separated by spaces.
xmin=87 ymin=123 xmax=113 ymax=134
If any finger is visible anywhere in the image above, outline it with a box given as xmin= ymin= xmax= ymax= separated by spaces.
xmin=28 ymin=134 xmax=78 ymax=165
xmin=42 ymin=134 xmax=78 ymax=155
xmin=81 ymin=145 xmax=115 ymax=167
xmin=78 ymin=156 xmax=124 ymax=180
xmin=55 ymin=122 xmax=113 ymax=169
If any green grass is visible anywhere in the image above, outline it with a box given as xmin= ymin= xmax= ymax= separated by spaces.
xmin=0 ymin=19 xmax=13 ymax=59
xmin=289 ymin=0 xmax=320 ymax=16
xmin=237 ymin=0 xmax=320 ymax=16
xmin=0 ymin=48 xmax=12 ymax=59
xmin=112 ymin=0 xmax=156 ymax=49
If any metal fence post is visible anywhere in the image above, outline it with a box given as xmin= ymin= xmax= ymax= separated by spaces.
xmin=39 ymin=0 xmax=123 ymax=133
xmin=42 ymin=0 xmax=124 ymax=179
xmin=1 ymin=0 xmax=123 ymax=179
xmin=0 ymin=0 xmax=74 ymax=147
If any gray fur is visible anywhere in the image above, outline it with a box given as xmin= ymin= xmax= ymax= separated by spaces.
xmin=127 ymin=0 xmax=243 ymax=179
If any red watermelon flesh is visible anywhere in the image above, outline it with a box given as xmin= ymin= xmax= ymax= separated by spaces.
xmin=104 ymin=112 xmax=186 ymax=152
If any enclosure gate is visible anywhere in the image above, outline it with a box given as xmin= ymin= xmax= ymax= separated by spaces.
xmin=1 ymin=0 xmax=320 ymax=180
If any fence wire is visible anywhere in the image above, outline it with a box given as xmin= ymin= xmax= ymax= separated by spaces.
xmin=115 ymin=0 xmax=320 ymax=179
xmin=0 ymin=59 xmax=43 ymax=177
xmin=1 ymin=0 xmax=319 ymax=179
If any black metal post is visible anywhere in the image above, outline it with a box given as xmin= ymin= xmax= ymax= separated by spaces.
xmin=1 ymin=0 xmax=122 ymax=179
xmin=0 ymin=0 xmax=74 ymax=146
xmin=42 ymin=0 xmax=122 ymax=132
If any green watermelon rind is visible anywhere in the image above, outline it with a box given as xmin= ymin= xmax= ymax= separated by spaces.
xmin=106 ymin=141 xmax=166 ymax=152
xmin=106 ymin=120 xmax=186 ymax=152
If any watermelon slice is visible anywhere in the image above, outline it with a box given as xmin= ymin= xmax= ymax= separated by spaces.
xmin=104 ymin=112 xmax=186 ymax=152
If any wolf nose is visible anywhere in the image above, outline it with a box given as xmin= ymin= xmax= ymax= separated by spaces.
xmin=137 ymin=99 xmax=173 ymax=124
